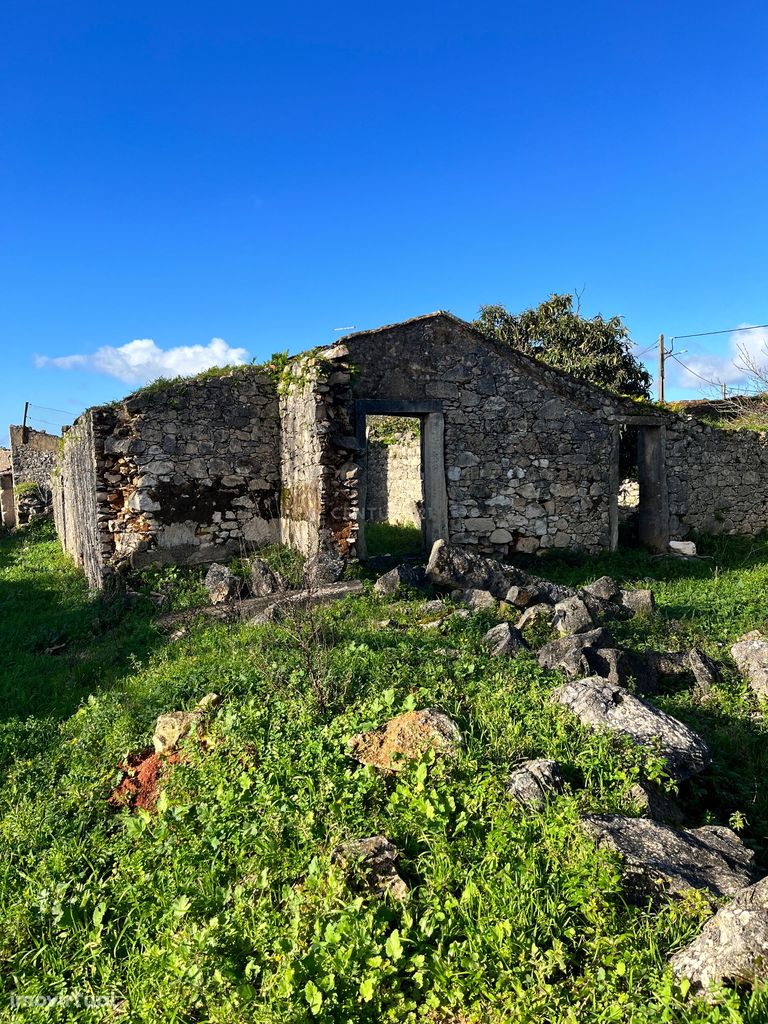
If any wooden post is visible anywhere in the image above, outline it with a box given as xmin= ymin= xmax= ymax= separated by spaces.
xmin=657 ymin=334 xmax=665 ymax=404
xmin=22 ymin=401 xmax=29 ymax=443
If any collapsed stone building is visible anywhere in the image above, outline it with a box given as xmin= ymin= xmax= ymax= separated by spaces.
xmin=0 ymin=425 xmax=60 ymax=528
xmin=52 ymin=312 xmax=768 ymax=589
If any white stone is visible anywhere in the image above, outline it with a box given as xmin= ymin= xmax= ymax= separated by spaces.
xmin=489 ymin=528 xmax=513 ymax=544
xmin=669 ymin=540 xmax=697 ymax=556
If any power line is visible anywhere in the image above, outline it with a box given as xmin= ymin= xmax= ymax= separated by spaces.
xmin=27 ymin=415 xmax=66 ymax=428
xmin=671 ymin=323 xmax=768 ymax=341
xmin=635 ymin=341 xmax=659 ymax=357
xmin=29 ymin=403 xmax=77 ymax=416
xmin=669 ymin=353 xmax=723 ymax=390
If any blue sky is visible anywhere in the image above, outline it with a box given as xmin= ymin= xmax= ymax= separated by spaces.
xmin=2 ymin=1 xmax=767 ymax=444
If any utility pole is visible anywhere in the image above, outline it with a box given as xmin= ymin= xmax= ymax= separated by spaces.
xmin=22 ymin=401 xmax=29 ymax=442
xmin=657 ymin=334 xmax=665 ymax=403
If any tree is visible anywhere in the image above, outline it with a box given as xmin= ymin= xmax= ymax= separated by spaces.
xmin=473 ymin=293 xmax=652 ymax=399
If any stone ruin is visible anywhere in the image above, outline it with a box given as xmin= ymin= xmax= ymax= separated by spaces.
xmin=364 ymin=416 xmax=423 ymax=530
xmin=0 ymin=425 xmax=60 ymax=529
xmin=50 ymin=311 xmax=768 ymax=588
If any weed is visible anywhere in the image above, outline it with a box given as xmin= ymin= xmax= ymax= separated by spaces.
xmin=365 ymin=522 xmax=423 ymax=557
xmin=2 ymin=524 xmax=768 ymax=1020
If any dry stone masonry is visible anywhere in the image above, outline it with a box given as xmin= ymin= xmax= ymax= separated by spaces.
xmin=365 ymin=416 xmax=423 ymax=528
xmin=7 ymin=425 xmax=59 ymax=525
xmin=0 ymin=448 xmax=14 ymax=528
xmin=51 ymin=311 xmax=768 ymax=587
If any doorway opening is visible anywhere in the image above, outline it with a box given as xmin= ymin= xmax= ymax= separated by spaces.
xmin=617 ymin=424 xmax=640 ymax=545
xmin=615 ymin=422 xmax=668 ymax=552
xmin=364 ymin=415 xmax=424 ymax=556
xmin=355 ymin=399 xmax=449 ymax=561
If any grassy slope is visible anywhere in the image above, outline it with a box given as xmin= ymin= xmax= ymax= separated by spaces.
xmin=1 ymin=524 xmax=768 ymax=1022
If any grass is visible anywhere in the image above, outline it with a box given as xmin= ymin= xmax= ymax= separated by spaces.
xmin=698 ymin=415 xmax=768 ymax=433
xmin=1 ymin=522 xmax=768 ymax=1020
xmin=365 ymin=522 xmax=424 ymax=557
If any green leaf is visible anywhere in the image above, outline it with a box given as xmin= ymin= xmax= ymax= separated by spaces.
xmin=304 ymin=980 xmax=323 ymax=1015
xmin=92 ymin=901 xmax=107 ymax=929
xmin=359 ymin=976 xmax=375 ymax=1002
xmin=385 ymin=928 xmax=403 ymax=961
xmin=172 ymin=894 xmax=191 ymax=918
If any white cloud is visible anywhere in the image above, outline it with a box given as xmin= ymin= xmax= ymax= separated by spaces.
xmin=35 ymin=337 xmax=249 ymax=385
xmin=669 ymin=324 xmax=768 ymax=394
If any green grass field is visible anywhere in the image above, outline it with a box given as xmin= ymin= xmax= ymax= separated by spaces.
xmin=2 ymin=521 xmax=768 ymax=1022
xmin=364 ymin=522 xmax=424 ymax=557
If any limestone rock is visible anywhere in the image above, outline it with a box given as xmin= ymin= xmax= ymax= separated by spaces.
xmin=459 ymin=588 xmax=497 ymax=612
xmin=552 ymin=596 xmax=595 ymax=636
xmin=517 ymin=603 xmax=553 ymax=631
xmin=373 ymin=564 xmax=427 ymax=596
xmin=507 ymin=759 xmax=564 ymax=810
xmin=332 ymin=835 xmax=408 ymax=900
xmin=582 ymin=815 xmax=756 ymax=903
xmin=426 ymin=539 xmax=518 ymax=597
xmin=551 ymin=676 xmax=711 ymax=781
xmin=538 ymin=628 xmax=616 ymax=679
xmin=577 ymin=576 xmax=631 ymax=622
xmin=249 ymin=558 xmax=290 ymax=597
xmin=582 ymin=645 xmax=658 ymax=695
xmin=483 ymin=622 xmax=527 ymax=657
xmin=504 ymin=585 xmax=539 ymax=609
xmin=204 ymin=563 xmax=242 ymax=604
xmin=304 ymin=550 xmax=346 ymax=588
xmin=620 ymin=588 xmax=656 ymax=617
xmin=671 ymin=876 xmax=768 ymax=995
xmin=669 ymin=540 xmax=697 ymax=557
xmin=348 ymin=708 xmax=461 ymax=772
xmin=688 ymin=647 xmax=720 ymax=694
xmin=153 ymin=692 xmax=222 ymax=754
xmin=584 ymin=647 xmax=635 ymax=689
xmin=628 ymin=781 xmax=686 ymax=827
xmin=581 ymin=576 xmax=622 ymax=604
xmin=731 ymin=631 xmax=768 ymax=698
xmin=426 ymin=540 xmax=571 ymax=603
xmin=644 ymin=650 xmax=689 ymax=676
xmin=505 ymin=581 xmax=563 ymax=609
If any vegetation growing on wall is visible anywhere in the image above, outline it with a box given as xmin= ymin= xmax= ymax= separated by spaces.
xmin=366 ymin=416 xmax=420 ymax=446
xmin=12 ymin=479 xmax=41 ymax=497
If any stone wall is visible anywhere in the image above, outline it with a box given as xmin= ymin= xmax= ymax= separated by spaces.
xmin=278 ymin=348 xmax=359 ymax=557
xmin=0 ymin=448 xmax=14 ymax=528
xmin=9 ymin=426 xmax=60 ymax=522
xmin=365 ymin=417 xmax=423 ymax=527
xmin=667 ymin=418 xmax=768 ymax=537
xmin=9 ymin=425 xmax=60 ymax=495
xmin=344 ymin=314 xmax=627 ymax=555
xmin=53 ymin=413 xmax=107 ymax=588
xmin=53 ymin=311 xmax=768 ymax=580
xmin=56 ymin=368 xmax=282 ymax=582
xmin=278 ymin=360 xmax=326 ymax=557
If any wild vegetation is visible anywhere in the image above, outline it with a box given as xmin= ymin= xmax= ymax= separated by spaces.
xmin=473 ymin=293 xmax=653 ymax=400
xmin=2 ymin=521 xmax=768 ymax=1021
xmin=364 ymin=522 xmax=423 ymax=557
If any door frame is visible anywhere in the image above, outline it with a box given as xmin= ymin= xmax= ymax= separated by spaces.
xmin=611 ymin=415 xmax=669 ymax=553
